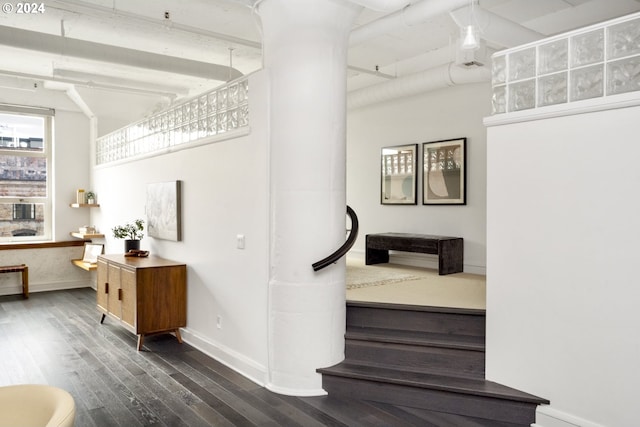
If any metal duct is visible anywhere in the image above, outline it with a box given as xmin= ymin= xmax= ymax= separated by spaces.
xmin=347 ymin=62 xmax=490 ymax=109
xmin=350 ymin=0 xmax=469 ymax=46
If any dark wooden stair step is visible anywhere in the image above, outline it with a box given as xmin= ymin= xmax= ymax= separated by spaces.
xmin=345 ymin=306 xmax=487 ymax=379
xmin=346 ymin=325 xmax=485 ymax=351
xmin=319 ymin=363 xmax=546 ymax=404
xmin=326 ymin=300 xmax=549 ymax=424
xmin=347 ymin=301 xmax=486 ymax=337
xmin=319 ymin=363 xmax=548 ymax=425
xmin=345 ymin=340 xmax=485 ymax=379
xmin=372 ymin=401 xmax=534 ymax=427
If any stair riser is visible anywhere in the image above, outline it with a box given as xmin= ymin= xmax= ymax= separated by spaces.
xmin=322 ymin=375 xmax=538 ymax=425
xmin=393 ymin=404 xmax=531 ymax=427
xmin=347 ymin=306 xmax=485 ymax=337
xmin=346 ymin=340 xmax=485 ymax=378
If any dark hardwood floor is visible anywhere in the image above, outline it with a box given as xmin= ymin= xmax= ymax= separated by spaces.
xmin=0 ymin=288 xmax=435 ymax=427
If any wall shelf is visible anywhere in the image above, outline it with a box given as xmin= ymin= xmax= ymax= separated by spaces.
xmin=70 ymin=203 xmax=100 ymax=208
xmin=70 ymin=200 xmax=103 ymax=239
xmin=71 ymin=259 xmax=97 ymax=271
xmin=70 ymin=232 xmax=105 ymax=239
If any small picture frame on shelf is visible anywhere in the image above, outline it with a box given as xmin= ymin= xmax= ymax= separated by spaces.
xmin=422 ymin=137 xmax=466 ymax=205
xmin=81 ymin=243 xmax=104 ymax=264
xmin=381 ymin=144 xmax=418 ymax=205
xmin=76 ymin=189 xmax=85 ymax=204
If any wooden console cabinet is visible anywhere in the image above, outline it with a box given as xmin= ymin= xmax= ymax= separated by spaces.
xmin=96 ymin=254 xmax=187 ymax=351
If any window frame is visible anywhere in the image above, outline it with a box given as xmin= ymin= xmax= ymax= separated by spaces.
xmin=0 ymin=107 xmax=53 ymax=243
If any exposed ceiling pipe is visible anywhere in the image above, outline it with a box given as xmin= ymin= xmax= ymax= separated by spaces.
xmin=44 ymin=80 xmax=98 ymax=165
xmin=350 ymin=0 xmax=469 ymax=46
xmin=52 ymin=69 xmax=187 ymax=97
xmin=348 ymin=0 xmax=410 ymax=12
xmin=449 ymin=5 xmax=544 ymax=48
xmin=348 ymin=65 xmax=396 ymax=80
xmin=0 ymin=68 xmax=179 ymax=100
xmin=44 ymin=80 xmax=95 ymax=119
xmin=347 ymin=62 xmax=490 ymax=109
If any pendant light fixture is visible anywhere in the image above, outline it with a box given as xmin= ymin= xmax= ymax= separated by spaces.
xmin=460 ymin=0 xmax=480 ymax=50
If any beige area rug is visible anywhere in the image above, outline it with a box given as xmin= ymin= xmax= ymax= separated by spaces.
xmin=345 ymin=260 xmax=486 ymax=310
xmin=346 ymin=265 xmax=422 ymax=290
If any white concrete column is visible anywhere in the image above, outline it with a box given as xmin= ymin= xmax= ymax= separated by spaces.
xmin=256 ymin=0 xmax=361 ymax=395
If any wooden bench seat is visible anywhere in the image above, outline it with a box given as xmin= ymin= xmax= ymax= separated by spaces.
xmin=0 ymin=264 xmax=29 ymax=298
xmin=366 ymin=233 xmax=463 ymax=275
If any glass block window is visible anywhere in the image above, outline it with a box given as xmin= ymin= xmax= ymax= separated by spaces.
xmin=491 ymin=13 xmax=640 ymax=115
xmin=538 ymin=72 xmax=568 ymax=107
xmin=572 ymin=29 xmax=604 ymax=67
xmin=96 ymin=76 xmax=250 ymax=165
xmin=607 ymin=56 xmax=640 ymax=95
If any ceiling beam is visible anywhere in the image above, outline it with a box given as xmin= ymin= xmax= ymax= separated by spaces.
xmin=0 ymin=25 xmax=243 ymax=82
xmin=49 ymin=0 xmax=262 ymax=50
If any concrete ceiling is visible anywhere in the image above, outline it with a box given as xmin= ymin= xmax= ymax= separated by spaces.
xmin=1 ymin=0 xmax=639 ymax=127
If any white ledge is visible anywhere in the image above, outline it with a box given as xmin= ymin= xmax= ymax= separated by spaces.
xmin=484 ymin=92 xmax=640 ymax=127
xmin=95 ymin=126 xmax=251 ymax=168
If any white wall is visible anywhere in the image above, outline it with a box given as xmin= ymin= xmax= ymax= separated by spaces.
xmin=0 ymin=245 xmax=90 ymax=296
xmin=346 ymin=82 xmax=491 ymax=274
xmin=54 ymin=110 xmax=92 ymax=240
xmin=486 ymin=105 xmax=640 ymax=427
xmin=89 ymin=72 xmax=271 ymax=384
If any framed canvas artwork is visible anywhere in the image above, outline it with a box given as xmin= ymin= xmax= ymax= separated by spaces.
xmin=380 ymin=144 xmax=417 ymax=205
xmin=146 ymin=180 xmax=182 ymax=241
xmin=423 ymin=138 xmax=466 ymax=205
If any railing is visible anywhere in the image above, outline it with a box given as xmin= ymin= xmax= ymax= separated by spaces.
xmin=312 ymin=205 xmax=359 ymax=272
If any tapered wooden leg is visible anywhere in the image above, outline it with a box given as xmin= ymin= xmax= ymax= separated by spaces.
xmin=100 ymin=313 xmax=106 ymax=324
xmin=174 ymin=329 xmax=183 ymax=344
xmin=137 ymin=334 xmax=144 ymax=351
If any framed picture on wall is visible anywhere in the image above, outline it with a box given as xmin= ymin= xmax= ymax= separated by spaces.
xmin=381 ymin=144 xmax=417 ymax=205
xmin=423 ymin=138 xmax=466 ymax=205
xmin=146 ymin=180 xmax=182 ymax=241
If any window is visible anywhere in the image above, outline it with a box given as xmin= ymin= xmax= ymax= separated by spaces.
xmin=13 ymin=203 xmax=36 ymax=220
xmin=0 ymin=109 xmax=52 ymax=241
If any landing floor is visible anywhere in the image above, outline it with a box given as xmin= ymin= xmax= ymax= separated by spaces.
xmin=346 ymin=256 xmax=486 ymax=310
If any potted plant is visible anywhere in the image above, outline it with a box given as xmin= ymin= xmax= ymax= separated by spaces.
xmin=86 ymin=191 xmax=96 ymax=204
xmin=112 ymin=219 xmax=144 ymax=252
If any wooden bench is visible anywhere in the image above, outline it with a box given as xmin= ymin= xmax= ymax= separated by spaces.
xmin=365 ymin=233 xmax=463 ymax=275
xmin=0 ymin=264 xmax=29 ymax=298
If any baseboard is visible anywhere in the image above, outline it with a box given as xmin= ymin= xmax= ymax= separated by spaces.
xmin=175 ymin=328 xmax=331 ymax=398
xmin=180 ymin=327 xmax=268 ymax=388
xmin=348 ymin=249 xmax=486 ymax=275
xmin=0 ymin=280 xmax=92 ymax=297
xmin=532 ymin=405 xmax=606 ymax=427
xmin=265 ymin=382 xmax=328 ymax=397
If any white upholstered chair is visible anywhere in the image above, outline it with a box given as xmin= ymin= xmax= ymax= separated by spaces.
xmin=0 ymin=384 xmax=75 ymax=427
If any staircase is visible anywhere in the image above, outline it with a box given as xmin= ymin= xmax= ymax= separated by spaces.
xmin=318 ymin=301 xmax=549 ymax=426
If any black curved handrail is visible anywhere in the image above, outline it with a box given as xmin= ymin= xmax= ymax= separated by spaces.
xmin=312 ymin=205 xmax=359 ymax=272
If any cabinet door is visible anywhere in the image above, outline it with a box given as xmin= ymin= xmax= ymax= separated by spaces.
xmin=107 ymin=264 xmax=122 ymax=319
xmin=120 ymin=268 xmax=136 ymax=330
xmin=96 ymin=259 xmax=109 ymax=313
